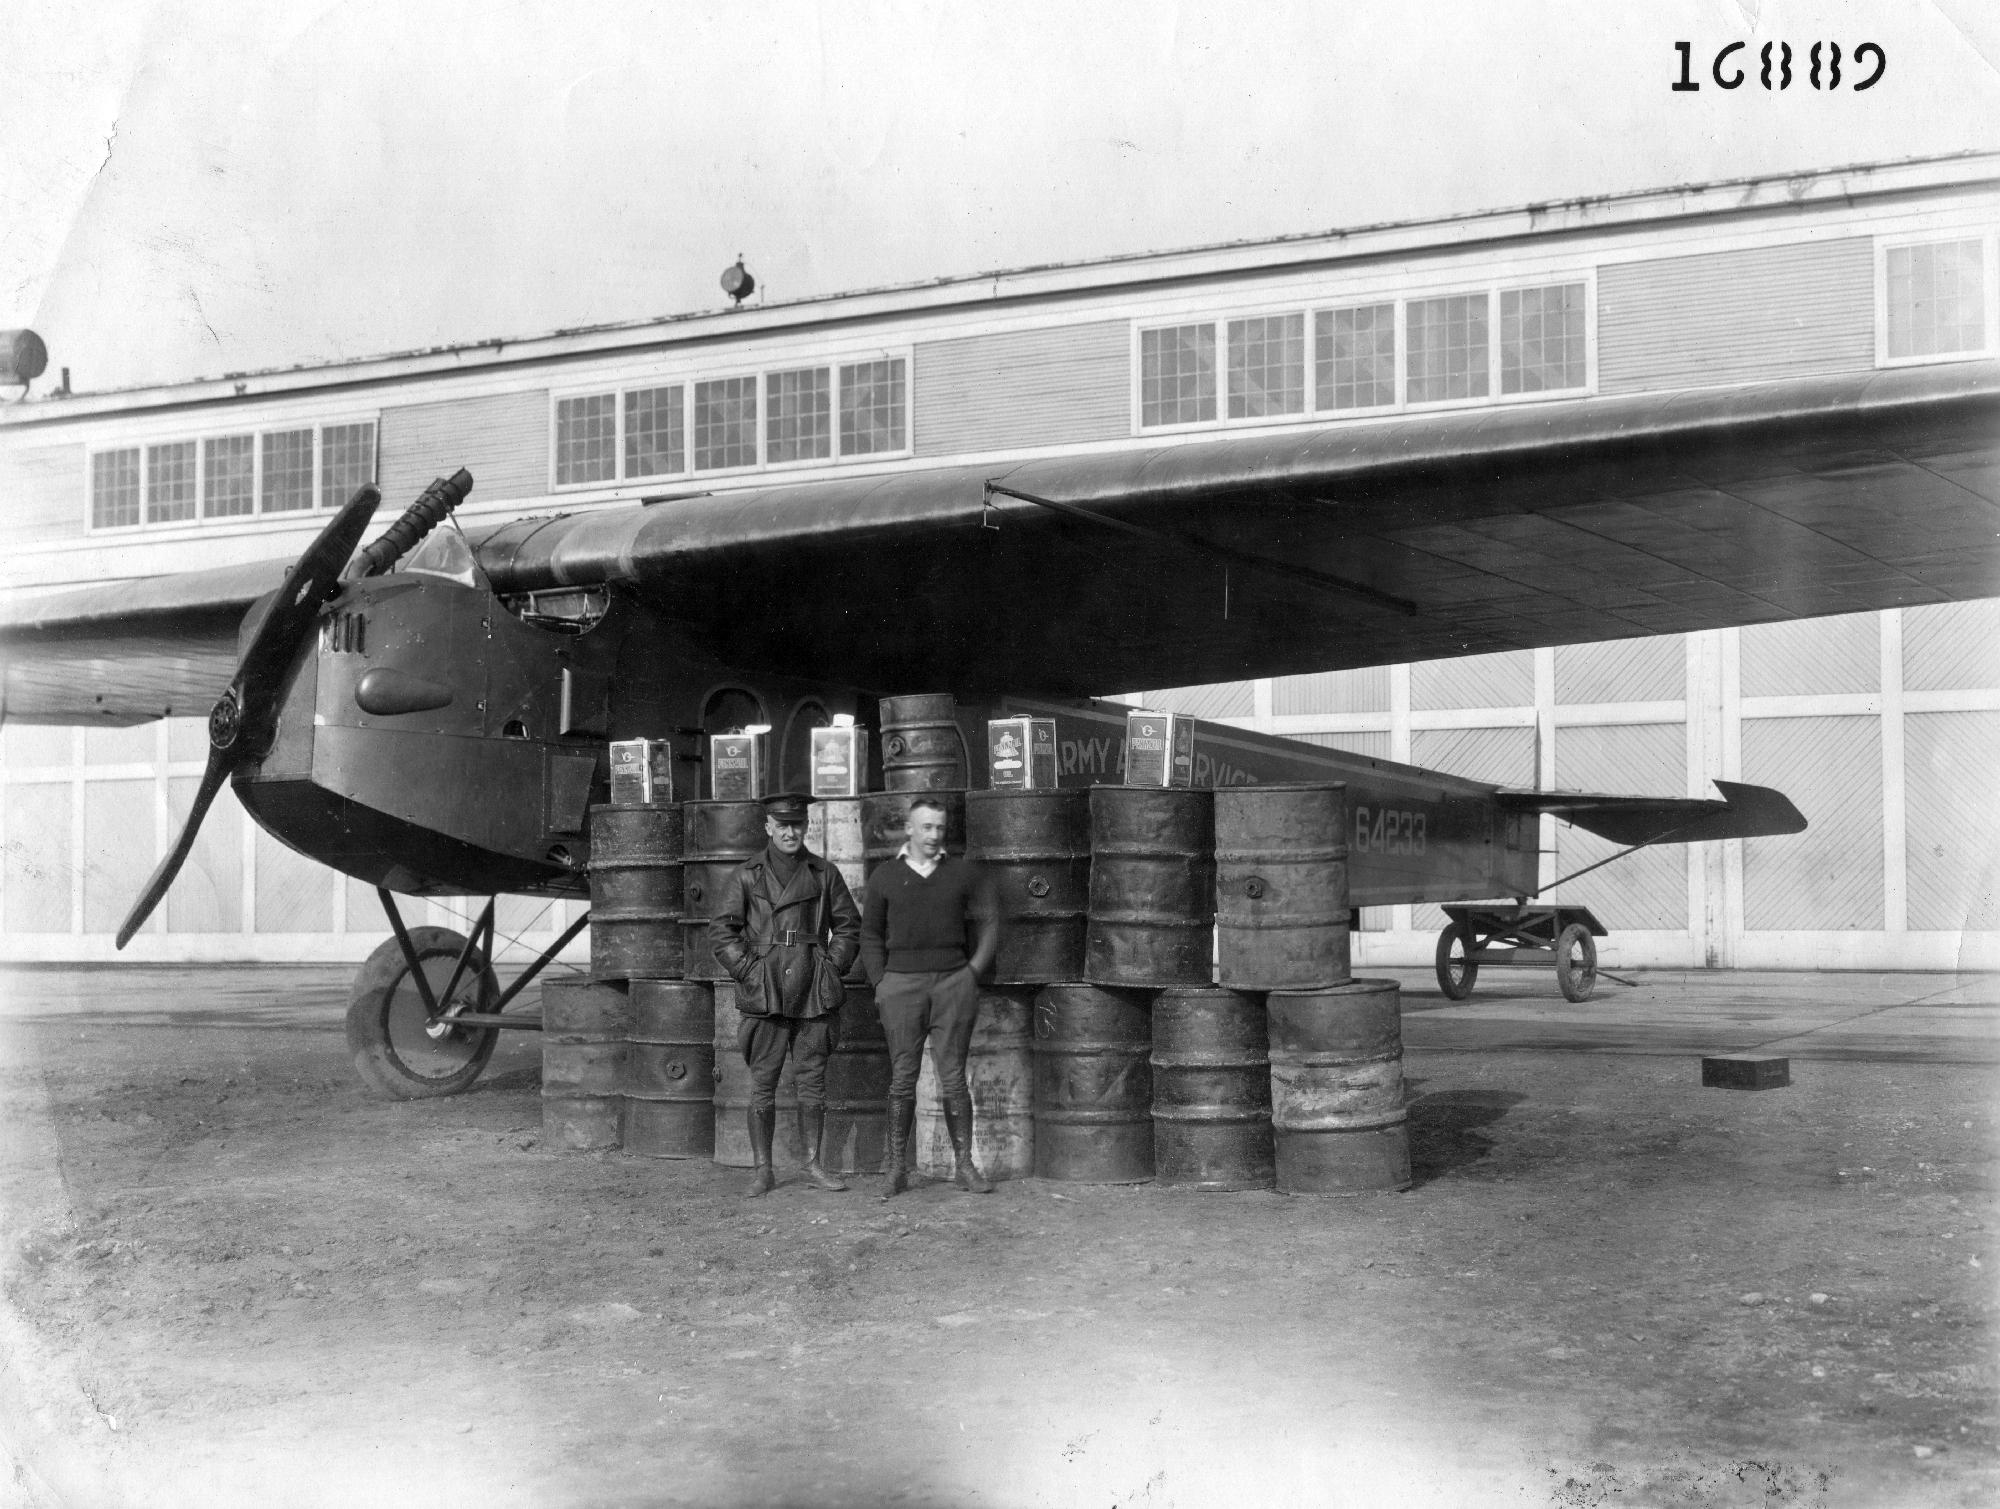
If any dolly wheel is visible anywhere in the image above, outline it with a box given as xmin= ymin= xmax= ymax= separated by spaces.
xmin=346 ymin=927 xmax=499 ymax=1099
xmin=1434 ymin=921 xmax=1479 ymax=1000
xmin=1554 ymin=923 xmax=1598 ymax=1003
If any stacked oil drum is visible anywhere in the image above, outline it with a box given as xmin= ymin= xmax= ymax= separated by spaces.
xmin=543 ymin=794 xmax=717 ymax=1160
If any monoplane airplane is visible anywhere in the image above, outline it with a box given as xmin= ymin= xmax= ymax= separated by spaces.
xmin=3 ymin=357 xmax=1994 ymax=1098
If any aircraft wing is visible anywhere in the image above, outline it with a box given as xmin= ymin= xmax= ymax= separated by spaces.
xmin=469 ymin=361 xmax=1999 ymax=695
xmin=2 ymin=360 xmax=1994 ymax=717
xmin=1496 ymin=780 xmax=1809 ymax=846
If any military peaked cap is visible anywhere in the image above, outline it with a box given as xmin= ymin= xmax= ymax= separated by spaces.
xmin=761 ymin=791 xmax=813 ymax=823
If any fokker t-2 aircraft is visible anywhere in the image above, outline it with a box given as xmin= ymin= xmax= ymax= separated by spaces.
xmin=3 ymin=359 xmax=1992 ymax=1097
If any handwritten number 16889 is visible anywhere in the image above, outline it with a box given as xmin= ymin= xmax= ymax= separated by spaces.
xmin=1672 ymin=41 xmax=1884 ymax=91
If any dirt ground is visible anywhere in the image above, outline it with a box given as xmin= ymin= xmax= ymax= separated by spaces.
xmin=0 ymin=965 xmax=1992 ymax=1508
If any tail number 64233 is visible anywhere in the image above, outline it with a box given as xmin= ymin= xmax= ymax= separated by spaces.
xmin=1354 ymin=806 xmax=1426 ymax=856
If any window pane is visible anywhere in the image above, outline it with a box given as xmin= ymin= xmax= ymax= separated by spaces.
xmin=1227 ymin=313 xmax=1304 ymax=418
xmin=555 ymin=394 xmax=617 ymax=485
xmin=145 ymin=441 xmax=197 ymax=523
xmin=1500 ymin=283 xmax=1586 ymax=394
xmin=1887 ymin=240 xmax=1986 ymax=359
xmin=1140 ymin=324 xmax=1216 ymax=427
xmin=624 ymin=386 xmax=684 ymax=477
xmin=694 ymin=377 xmax=757 ymax=470
xmin=261 ymin=429 xmax=314 ymax=512
xmin=766 ymin=367 xmax=830 ymax=463
xmin=91 ymin=448 xmax=141 ymax=529
xmin=203 ymin=435 xmax=254 ymax=517
xmin=839 ymin=359 xmax=906 ymax=455
xmin=1316 ymin=304 xmax=1395 ymax=410
xmin=320 ymin=422 xmax=376 ymax=509
xmin=1407 ymin=294 xmax=1489 ymax=403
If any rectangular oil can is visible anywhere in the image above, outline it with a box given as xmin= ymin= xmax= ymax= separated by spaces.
xmin=809 ymin=725 xmax=868 ymax=798
xmin=708 ymin=733 xmax=765 ymax=801
xmin=987 ymin=717 xmax=1058 ymax=789
xmin=1123 ymin=710 xmax=1195 ymax=787
xmin=608 ymin=739 xmax=674 ymax=805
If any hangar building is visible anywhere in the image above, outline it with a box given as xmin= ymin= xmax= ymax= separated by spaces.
xmin=0 ymin=153 xmax=1994 ymax=972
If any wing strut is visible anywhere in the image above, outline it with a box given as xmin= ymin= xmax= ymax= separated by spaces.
xmin=982 ymin=481 xmax=1417 ymax=616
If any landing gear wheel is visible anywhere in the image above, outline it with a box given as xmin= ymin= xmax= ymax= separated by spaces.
xmin=1434 ymin=921 xmax=1479 ymax=1001
xmin=346 ymin=927 xmax=499 ymax=1099
xmin=1554 ymin=923 xmax=1598 ymax=1003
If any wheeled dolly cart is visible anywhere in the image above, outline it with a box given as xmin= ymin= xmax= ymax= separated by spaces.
xmin=1433 ymin=904 xmax=1609 ymax=1003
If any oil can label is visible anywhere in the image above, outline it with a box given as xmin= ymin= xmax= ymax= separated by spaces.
xmin=710 ymin=734 xmax=764 ymax=800
xmin=988 ymin=718 xmax=1031 ymax=788
xmin=1124 ymin=711 xmax=1192 ymax=787
xmin=1028 ymin=719 xmax=1058 ymax=788
xmin=810 ymin=726 xmax=867 ymax=798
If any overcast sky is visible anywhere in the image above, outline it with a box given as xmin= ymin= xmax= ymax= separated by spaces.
xmin=3 ymin=0 xmax=1996 ymax=396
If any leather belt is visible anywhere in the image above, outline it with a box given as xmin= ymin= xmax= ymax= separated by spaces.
xmin=771 ymin=928 xmax=817 ymax=947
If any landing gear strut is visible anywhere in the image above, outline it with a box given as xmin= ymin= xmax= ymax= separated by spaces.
xmin=344 ymin=890 xmax=588 ymax=1100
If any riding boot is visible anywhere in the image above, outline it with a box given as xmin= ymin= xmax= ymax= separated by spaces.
xmin=880 ymin=1095 xmax=914 ymax=1199
xmin=942 ymin=1095 xmax=995 ymax=1193
xmin=799 ymin=1105 xmax=848 ymax=1192
xmin=744 ymin=1104 xmax=776 ymax=1197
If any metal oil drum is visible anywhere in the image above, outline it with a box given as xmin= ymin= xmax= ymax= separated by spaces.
xmin=914 ymin=986 xmax=1036 ymax=1180
xmin=540 ymin=973 xmax=630 ymax=1152
xmin=586 ymin=804 xmax=686 ymax=981
xmin=709 ymin=980 xmax=805 ymax=1168
xmin=967 ymin=788 xmax=1090 ymax=985
xmin=879 ymin=693 xmax=968 ymax=791
xmin=620 ymin=979 xmax=715 ymax=1159
xmin=859 ymin=789 xmax=966 ymax=882
xmin=821 ymin=981 xmax=889 ymax=1175
xmin=1150 ymin=986 xmax=1274 ymax=1190
xmin=1266 ymin=979 xmax=1410 ymax=1194
xmin=1032 ymin=982 xmax=1154 ymax=1183
xmin=810 ymin=796 xmax=867 ymax=901
xmin=1214 ymin=784 xmax=1351 ymax=991
xmin=680 ymin=799 xmax=767 ymax=981
xmin=1084 ymin=786 xmax=1215 ymax=988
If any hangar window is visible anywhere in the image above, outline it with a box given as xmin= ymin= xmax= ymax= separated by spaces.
xmin=839 ymin=359 xmax=905 ymax=455
xmin=555 ymin=394 xmax=618 ymax=485
xmin=767 ymin=367 xmax=831 ymax=463
xmin=1228 ymin=314 xmax=1305 ymax=418
xmin=624 ymin=385 xmax=684 ymax=478
xmin=694 ymin=377 xmax=758 ymax=471
xmin=1317 ymin=304 xmax=1396 ymax=411
xmin=203 ymin=435 xmax=254 ymax=518
xmin=1141 ymin=323 xmax=1217 ymax=427
xmin=86 ymin=418 xmax=375 ymax=534
xmin=1500 ymin=283 xmax=1586 ymax=393
xmin=146 ymin=442 xmax=197 ymax=524
xmin=1883 ymin=238 xmax=1988 ymax=361
xmin=1407 ymin=294 xmax=1489 ymax=403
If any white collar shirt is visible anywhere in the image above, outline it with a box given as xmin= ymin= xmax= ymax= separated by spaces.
xmin=896 ymin=842 xmax=943 ymax=880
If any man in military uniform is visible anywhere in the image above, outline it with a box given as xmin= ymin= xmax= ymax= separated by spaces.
xmin=710 ymin=791 xmax=862 ymax=1197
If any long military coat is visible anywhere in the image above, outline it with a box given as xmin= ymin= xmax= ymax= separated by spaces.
xmin=708 ymin=848 xmax=862 ymax=1019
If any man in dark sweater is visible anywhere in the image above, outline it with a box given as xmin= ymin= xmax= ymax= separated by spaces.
xmin=860 ymin=795 xmax=999 ymax=1197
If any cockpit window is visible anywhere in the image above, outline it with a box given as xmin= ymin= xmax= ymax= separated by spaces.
xmin=400 ymin=527 xmax=477 ymax=585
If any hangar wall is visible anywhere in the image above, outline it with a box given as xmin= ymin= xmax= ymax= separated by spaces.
xmin=4 ymin=600 xmax=1994 ymax=969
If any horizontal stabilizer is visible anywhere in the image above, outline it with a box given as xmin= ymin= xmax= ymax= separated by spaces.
xmin=1495 ymin=780 xmax=1807 ymax=846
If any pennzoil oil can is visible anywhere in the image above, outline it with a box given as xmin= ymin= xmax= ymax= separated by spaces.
xmin=608 ymin=739 xmax=675 ymax=805
xmin=708 ymin=733 xmax=766 ymax=801
xmin=1123 ymin=710 xmax=1195 ymax=788
xmin=809 ymin=725 xmax=868 ymax=799
xmin=987 ymin=717 xmax=1058 ymax=789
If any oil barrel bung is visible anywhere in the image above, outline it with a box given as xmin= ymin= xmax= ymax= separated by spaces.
xmin=1214 ymin=784 xmax=1351 ymax=991
xmin=1085 ymin=786 xmax=1215 ymax=988
xmin=859 ymin=789 xmax=966 ymax=881
xmin=680 ymin=799 xmax=768 ymax=981
xmin=541 ymin=973 xmax=630 ymax=1152
xmin=821 ymin=981 xmax=889 ymax=1175
xmin=586 ymin=804 xmax=686 ymax=980
xmin=620 ymin=979 xmax=715 ymax=1159
xmin=1151 ymin=986 xmax=1274 ymax=1191
xmin=1267 ymin=979 xmax=1410 ymax=1194
xmin=914 ymin=986 xmax=1036 ymax=1180
xmin=1032 ymin=982 xmax=1154 ymax=1183
xmin=709 ymin=980 xmax=805 ymax=1167
xmin=967 ymin=788 xmax=1090 ymax=985
xmin=879 ymin=693 xmax=968 ymax=791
